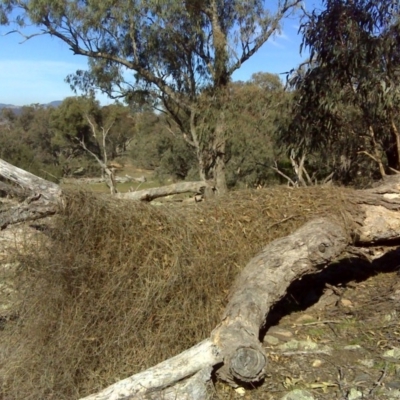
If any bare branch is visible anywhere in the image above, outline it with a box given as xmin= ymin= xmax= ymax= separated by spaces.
xmin=271 ymin=161 xmax=296 ymax=186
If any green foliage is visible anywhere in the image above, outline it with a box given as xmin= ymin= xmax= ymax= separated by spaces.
xmin=50 ymin=97 xmax=135 ymax=176
xmin=224 ymin=74 xmax=289 ymax=188
xmin=282 ymin=0 xmax=400 ymax=183
xmin=0 ymin=105 xmax=62 ymax=181
xmin=0 ymin=98 xmax=135 ymax=180
xmin=0 ymin=0 xmax=301 ymax=189
xmin=50 ymin=96 xmax=101 ymax=160
xmin=128 ymin=73 xmax=291 ymax=187
xmin=101 ymin=104 xmax=136 ymax=159
xmin=157 ymin=138 xmax=198 ymax=182
xmin=129 ymin=111 xmax=197 ymax=181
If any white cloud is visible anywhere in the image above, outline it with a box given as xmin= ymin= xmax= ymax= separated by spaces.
xmin=268 ymin=31 xmax=289 ymax=48
xmin=275 ymin=31 xmax=289 ymax=41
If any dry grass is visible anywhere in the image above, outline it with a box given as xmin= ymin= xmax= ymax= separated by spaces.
xmin=0 ymin=186 xmax=353 ymax=399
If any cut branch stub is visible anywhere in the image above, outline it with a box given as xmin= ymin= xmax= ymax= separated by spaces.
xmin=228 ymin=346 xmax=267 ymax=383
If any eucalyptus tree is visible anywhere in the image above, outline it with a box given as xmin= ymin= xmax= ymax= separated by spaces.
xmin=282 ymin=0 xmax=400 ymax=182
xmin=224 ymin=73 xmax=289 ymax=188
xmin=0 ymin=0 xmax=301 ymax=194
xmin=50 ymin=97 xmax=102 ymax=163
xmin=51 ymin=97 xmax=135 ymax=192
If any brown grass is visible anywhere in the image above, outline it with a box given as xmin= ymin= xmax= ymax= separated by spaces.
xmin=0 ymin=186 xmax=353 ymax=399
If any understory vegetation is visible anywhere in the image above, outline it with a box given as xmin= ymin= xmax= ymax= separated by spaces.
xmin=0 ymin=73 xmax=292 ymax=189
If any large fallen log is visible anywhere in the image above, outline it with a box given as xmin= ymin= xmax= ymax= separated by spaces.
xmin=79 ymin=340 xmax=222 ymax=400
xmin=0 ymin=159 xmax=62 ymax=229
xmin=76 ymin=176 xmax=400 ymax=399
xmin=2 ymin=158 xmax=400 ymax=398
xmin=0 ymin=159 xmax=61 ymax=202
xmin=0 ymin=180 xmax=28 ymax=199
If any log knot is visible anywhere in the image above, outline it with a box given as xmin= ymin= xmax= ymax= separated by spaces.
xmin=304 ymin=219 xmax=348 ymax=267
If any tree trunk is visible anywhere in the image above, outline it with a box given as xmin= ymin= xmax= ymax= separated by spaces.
xmin=368 ymin=125 xmax=386 ymax=178
xmin=104 ymin=167 xmax=117 ymax=195
xmin=202 ymin=110 xmax=228 ymax=198
xmin=211 ymin=217 xmax=347 ymax=384
xmin=389 ymin=119 xmax=400 ymax=171
xmin=213 ymin=141 xmax=228 ymax=195
xmin=79 ymin=340 xmax=221 ymax=400
xmin=0 ymin=159 xmax=61 ymax=202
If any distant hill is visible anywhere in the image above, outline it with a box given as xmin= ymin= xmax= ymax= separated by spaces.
xmin=0 ymin=101 xmax=63 ymax=115
xmin=45 ymin=101 xmax=63 ymax=108
xmin=0 ymin=103 xmax=20 ymax=110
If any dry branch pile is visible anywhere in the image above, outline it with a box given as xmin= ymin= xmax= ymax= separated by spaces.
xmin=1 ymin=186 xmax=355 ymax=399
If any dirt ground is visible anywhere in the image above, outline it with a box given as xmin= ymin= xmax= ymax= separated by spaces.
xmin=213 ymin=246 xmax=400 ymax=400
xmin=1 ymin=216 xmax=400 ymax=399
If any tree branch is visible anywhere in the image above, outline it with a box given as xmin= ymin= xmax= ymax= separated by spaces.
xmin=228 ymin=0 xmax=302 ymax=75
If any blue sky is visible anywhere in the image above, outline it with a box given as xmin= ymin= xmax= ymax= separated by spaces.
xmin=0 ymin=6 xmax=315 ymax=106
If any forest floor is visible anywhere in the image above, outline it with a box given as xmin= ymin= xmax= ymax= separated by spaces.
xmin=1 ymin=195 xmax=400 ymax=399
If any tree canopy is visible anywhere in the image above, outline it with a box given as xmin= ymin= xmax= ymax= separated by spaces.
xmin=281 ymin=0 xmax=400 ymax=182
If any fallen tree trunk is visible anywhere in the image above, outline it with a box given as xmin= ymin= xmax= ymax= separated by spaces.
xmin=0 ymin=159 xmax=62 ymax=229
xmin=76 ymin=177 xmax=400 ymax=399
xmin=0 ymin=180 xmax=28 ymax=199
xmin=211 ymin=217 xmax=348 ymax=385
xmin=117 ymin=181 xmax=209 ymax=201
xmin=79 ymin=340 xmax=222 ymax=400
xmin=2 ymin=158 xmax=400 ymax=398
xmin=0 ymin=159 xmax=61 ymax=202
